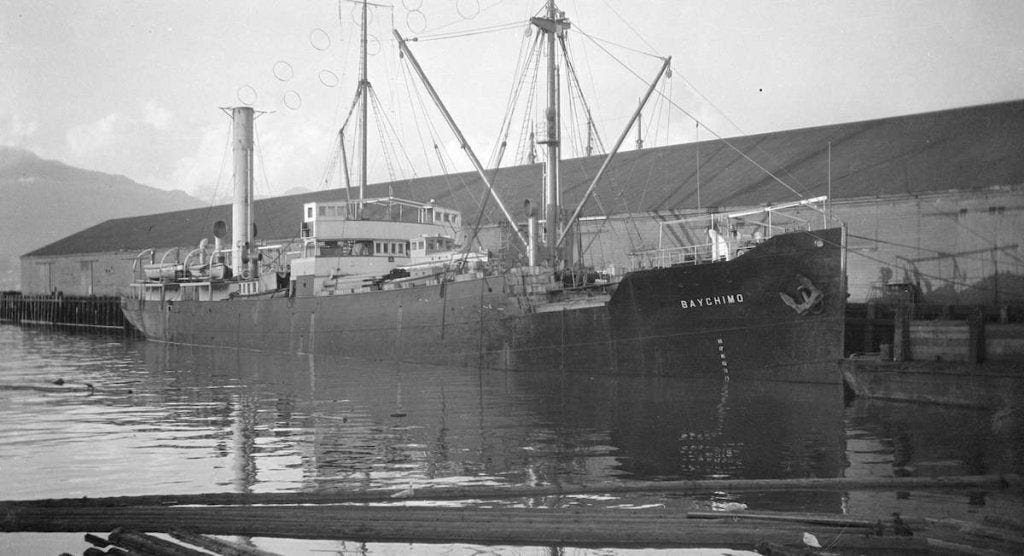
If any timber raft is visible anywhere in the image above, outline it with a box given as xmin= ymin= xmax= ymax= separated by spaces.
xmin=5 ymin=475 xmax=1022 ymax=553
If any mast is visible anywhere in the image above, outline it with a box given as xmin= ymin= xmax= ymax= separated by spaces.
xmin=531 ymin=0 xmax=570 ymax=268
xmin=359 ymin=0 xmax=368 ymax=202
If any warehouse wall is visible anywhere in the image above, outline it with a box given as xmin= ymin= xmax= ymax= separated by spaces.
xmin=21 ymin=187 xmax=1024 ymax=305
xmin=836 ymin=188 xmax=1022 ymax=304
xmin=20 ymin=250 xmax=139 ymax=296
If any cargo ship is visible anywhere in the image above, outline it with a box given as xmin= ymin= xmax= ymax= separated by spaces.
xmin=122 ymin=1 xmax=846 ymax=383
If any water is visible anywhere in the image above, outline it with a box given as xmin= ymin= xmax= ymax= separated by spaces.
xmin=1 ymin=324 xmax=1020 ymax=554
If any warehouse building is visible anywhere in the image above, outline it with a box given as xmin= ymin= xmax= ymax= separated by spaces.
xmin=20 ymin=99 xmax=1024 ymax=305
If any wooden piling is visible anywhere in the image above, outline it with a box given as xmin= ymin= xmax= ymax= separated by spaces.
xmin=0 ymin=293 xmax=135 ymax=335
xmin=969 ymin=306 xmax=986 ymax=363
xmin=893 ymin=302 xmax=911 ymax=362
xmin=863 ymin=301 xmax=876 ymax=353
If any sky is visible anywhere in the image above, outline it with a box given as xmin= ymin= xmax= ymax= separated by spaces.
xmin=3 ymin=0 xmax=1023 ymax=202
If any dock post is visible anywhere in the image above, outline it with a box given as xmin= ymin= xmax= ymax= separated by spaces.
xmin=893 ymin=302 xmax=911 ymax=362
xmin=968 ymin=306 xmax=985 ymax=364
xmin=863 ymin=302 xmax=876 ymax=353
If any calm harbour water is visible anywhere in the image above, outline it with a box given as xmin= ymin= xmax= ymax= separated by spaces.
xmin=1 ymin=324 xmax=1020 ymax=554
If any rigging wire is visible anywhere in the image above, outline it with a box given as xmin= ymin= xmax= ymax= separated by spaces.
xmin=838 ymin=234 xmax=1024 ymax=302
xmin=598 ymin=0 xmax=661 ymax=56
xmin=513 ymin=37 xmax=543 ymax=165
xmin=663 ymin=76 xmax=673 ymax=146
xmin=366 ymin=86 xmax=400 ymax=186
xmin=396 ymin=53 xmax=486 ymax=213
xmin=318 ymin=141 xmax=342 ymax=190
xmin=488 ymin=25 xmax=541 ymax=168
xmin=193 ymin=116 xmax=236 ymax=237
xmin=208 ymin=116 xmax=235 ymax=205
xmin=412 ymin=20 xmax=526 ymax=42
xmin=574 ymin=23 xmax=811 ymax=202
xmin=848 ymin=232 xmax=1024 ymax=266
xmin=398 ymin=61 xmax=437 ymax=176
xmin=670 ymin=66 xmax=813 ymax=196
xmin=368 ymin=84 xmax=419 ymax=181
xmin=414 ymin=0 xmax=521 ymax=36
xmin=561 ymin=37 xmax=604 ymax=154
xmin=559 ymin=38 xmax=584 ymax=157
xmin=573 ymin=27 xmax=664 ymax=61
xmin=252 ymin=118 xmax=275 ymax=200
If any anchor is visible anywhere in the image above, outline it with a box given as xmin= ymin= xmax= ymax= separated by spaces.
xmin=779 ymin=274 xmax=823 ymax=314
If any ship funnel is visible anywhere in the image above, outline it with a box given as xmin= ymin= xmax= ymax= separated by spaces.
xmin=229 ymin=107 xmax=254 ymax=279
xmin=213 ymin=220 xmax=227 ymax=258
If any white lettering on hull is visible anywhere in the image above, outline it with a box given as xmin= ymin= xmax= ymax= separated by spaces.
xmin=679 ymin=293 xmax=745 ymax=309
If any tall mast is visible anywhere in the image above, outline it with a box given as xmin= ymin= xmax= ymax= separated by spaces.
xmin=531 ymin=0 xmax=570 ymax=267
xmin=359 ymin=0 xmax=368 ymax=201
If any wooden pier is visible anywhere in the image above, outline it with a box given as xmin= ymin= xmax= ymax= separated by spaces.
xmin=0 ymin=291 xmax=136 ymax=335
xmin=842 ymin=301 xmax=1024 ymax=407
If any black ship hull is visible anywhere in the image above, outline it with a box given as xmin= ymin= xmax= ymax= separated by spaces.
xmin=122 ymin=228 xmax=845 ymax=383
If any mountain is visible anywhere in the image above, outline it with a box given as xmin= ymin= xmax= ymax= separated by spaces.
xmin=0 ymin=146 xmax=206 ymax=291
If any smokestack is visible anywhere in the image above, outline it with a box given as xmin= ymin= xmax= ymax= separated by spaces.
xmin=230 ymin=107 xmax=254 ymax=278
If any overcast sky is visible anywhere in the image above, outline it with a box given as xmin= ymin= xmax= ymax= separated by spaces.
xmin=3 ymin=0 xmax=1023 ymax=202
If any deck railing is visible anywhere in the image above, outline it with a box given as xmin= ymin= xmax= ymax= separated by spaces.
xmin=628 ymin=243 xmax=715 ymax=270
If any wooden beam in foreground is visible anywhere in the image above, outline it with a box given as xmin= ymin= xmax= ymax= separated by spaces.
xmin=1 ymin=504 xmax=935 ymax=551
xmin=4 ymin=474 xmax=1017 ymax=509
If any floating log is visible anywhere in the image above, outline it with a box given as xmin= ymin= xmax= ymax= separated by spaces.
xmin=924 ymin=537 xmax=1008 ymax=556
xmin=107 ymin=527 xmax=208 ymax=556
xmin=0 ymin=503 xmax=934 ymax=551
xmin=984 ymin=514 xmax=1024 ymax=532
xmin=169 ymin=529 xmax=279 ymax=556
xmin=5 ymin=474 xmax=1017 ymax=509
xmin=688 ymin=510 xmax=882 ymax=529
xmin=926 ymin=517 xmax=1024 ymax=546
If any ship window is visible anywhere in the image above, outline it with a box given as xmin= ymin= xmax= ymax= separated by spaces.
xmin=375 ymin=242 xmax=382 ymax=254
xmin=307 ymin=207 xmax=313 ymax=218
xmin=319 ymin=206 xmax=327 ymax=216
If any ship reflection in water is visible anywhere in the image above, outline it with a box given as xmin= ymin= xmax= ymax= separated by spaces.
xmin=1 ymin=325 xmax=1020 ymax=548
xmin=10 ymin=327 xmax=847 ymax=500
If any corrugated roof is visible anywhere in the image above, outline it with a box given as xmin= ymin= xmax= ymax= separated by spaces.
xmin=25 ymin=99 xmax=1024 ymax=258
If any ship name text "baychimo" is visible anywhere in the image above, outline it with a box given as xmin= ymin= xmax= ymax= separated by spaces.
xmin=679 ymin=294 xmax=745 ymax=309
